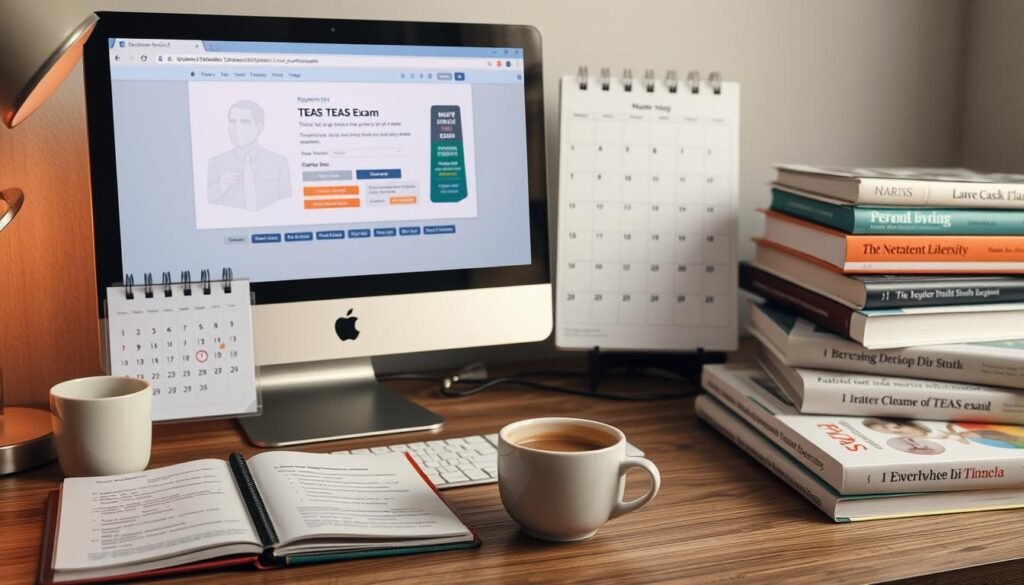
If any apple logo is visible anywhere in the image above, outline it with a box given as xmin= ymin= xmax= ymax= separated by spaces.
xmin=335 ymin=309 xmax=360 ymax=341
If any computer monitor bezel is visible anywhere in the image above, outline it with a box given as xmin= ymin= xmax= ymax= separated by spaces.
xmin=82 ymin=11 xmax=549 ymax=312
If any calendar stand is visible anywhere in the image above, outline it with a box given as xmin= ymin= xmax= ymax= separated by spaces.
xmin=586 ymin=346 xmax=726 ymax=392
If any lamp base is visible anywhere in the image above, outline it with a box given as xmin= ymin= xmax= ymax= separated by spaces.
xmin=0 ymin=407 xmax=56 ymax=475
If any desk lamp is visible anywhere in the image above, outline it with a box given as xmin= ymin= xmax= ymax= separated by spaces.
xmin=0 ymin=0 xmax=98 ymax=475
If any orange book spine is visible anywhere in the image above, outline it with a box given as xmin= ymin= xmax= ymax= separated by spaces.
xmin=844 ymin=236 xmax=1024 ymax=262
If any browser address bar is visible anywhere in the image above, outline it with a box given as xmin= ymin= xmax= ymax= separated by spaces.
xmin=166 ymin=53 xmax=500 ymax=69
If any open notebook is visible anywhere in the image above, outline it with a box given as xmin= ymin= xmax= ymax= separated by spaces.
xmin=40 ymin=451 xmax=479 ymax=584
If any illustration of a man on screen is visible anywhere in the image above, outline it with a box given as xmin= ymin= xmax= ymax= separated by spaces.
xmin=207 ymin=100 xmax=291 ymax=211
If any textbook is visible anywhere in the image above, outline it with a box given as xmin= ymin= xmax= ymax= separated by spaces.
xmin=774 ymin=165 xmax=1024 ymax=208
xmin=769 ymin=186 xmax=1024 ymax=235
xmin=739 ymin=262 xmax=1024 ymax=349
xmin=39 ymin=452 xmax=479 ymax=584
xmin=756 ymin=340 xmax=1024 ymax=424
xmin=759 ymin=209 xmax=1024 ymax=273
xmin=749 ymin=303 xmax=1024 ymax=389
xmin=753 ymin=243 xmax=1024 ymax=309
xmin=696 ymin=394 xmax=1024 ymax=522
xmin=701 ymin=364 xmax=1024 ymax=495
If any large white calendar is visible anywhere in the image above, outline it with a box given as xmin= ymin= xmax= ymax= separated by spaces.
xmin=106 ymin=275 xmax=259 ymax=421
xmin=555 ymin=70 xmax=740 ymax=351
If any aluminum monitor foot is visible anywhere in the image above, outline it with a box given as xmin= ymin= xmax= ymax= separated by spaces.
xmin=237 ymin=358 xmax=443 ymax=447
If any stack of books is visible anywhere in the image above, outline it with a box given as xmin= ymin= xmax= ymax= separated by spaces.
xmin=700 ymin=165 xmax=1024 ymax=522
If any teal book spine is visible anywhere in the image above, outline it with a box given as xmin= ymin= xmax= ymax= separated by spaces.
xmin=770 ymin=188 xmax=1024 ymax=234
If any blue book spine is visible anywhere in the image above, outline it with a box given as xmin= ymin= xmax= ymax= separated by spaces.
xmin=770 ymin=188 xmax=1024 ymax=234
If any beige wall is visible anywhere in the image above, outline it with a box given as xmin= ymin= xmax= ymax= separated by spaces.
xmin=0 ymin=0 xmax=970 ymax=405
xmin=961 ymin=0 xmax=1024 ymax=172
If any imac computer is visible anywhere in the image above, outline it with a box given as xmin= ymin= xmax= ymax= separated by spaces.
xmin=83 ymin=13 xmax=551 ymax=446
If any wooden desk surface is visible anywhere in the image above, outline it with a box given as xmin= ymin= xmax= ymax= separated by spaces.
xmin=2 ymin=367 xmax=1023 ymax=585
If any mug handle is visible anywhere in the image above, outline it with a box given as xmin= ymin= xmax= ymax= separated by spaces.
xmin=610 ymin=456 xmax=661 ymax=518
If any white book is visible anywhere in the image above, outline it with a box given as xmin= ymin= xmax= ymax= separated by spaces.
xmin=775 ymin=164 xmax=1024 ymax=208
xmin=696 ymin=394 xmax=1024 ymax=522
xmin=750 ymin=303 xmax=1024 ymax=390
xmin=701 ymin=364 xmax=1024 ymax=495
xmin=756 ymin=339 xmax=1024 ymax=424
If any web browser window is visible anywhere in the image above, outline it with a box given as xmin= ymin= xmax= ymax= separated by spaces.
xmin=107 ymin=39 xmax=531 ymax=282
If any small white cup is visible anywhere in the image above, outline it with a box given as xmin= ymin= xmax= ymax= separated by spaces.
xmin=498 ymin=417 xmax=661 ymax=542
xmin=50 ymin=376 xmax=152 ymax=477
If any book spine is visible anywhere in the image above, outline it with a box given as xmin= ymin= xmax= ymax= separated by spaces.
xmin=769 ymin=329 xmax=1024 ymax=390
xmin=845 ymin=235 xmax=1024 ymax=264
xmin=857 ymin=179 xmax=1024 ymax=208
xmin=770 ymin=190 xmax=855 ymax=233
xmin=701 ymin=369 xmax=847 ymax=492
xmin=851 ymin=208 xmax=1024 ymax=235
xmin=228 ymin=453 xmax=278 ymax=548
xmin=797 ymin=373 xmax=1024 ymax=424
xmin=695 ymin=395 xmax=840 ymax=521
xmin=740 ymin=264 xmax=854 ymax=337
xmin=863 ymin=279 xmax=1024 ymax=308
xmin=850 ymin=460 xmax=1024 ymax=495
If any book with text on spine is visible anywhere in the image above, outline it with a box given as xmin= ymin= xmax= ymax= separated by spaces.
xmin=749 ymin=303 xmax=1024 ymax=390
xmin=756 ymin=338 xmax=1024 ymax=424
xmin=753 ymin=242 xmax=1024 ymax=309
xmin=696 ymin=394 xmax=1024 ymax=522
xmin=774 ymin=165 xmax=1024 ymax=208
xmin=759 ymin=209 xmax=1024 ymax=273
xmin=740 ymin=262 xmax=1024 ymax=349
xmin=701 ymin=363 xmax=1024 ymax=495
xmin=769 ymin=185 xmax=1024 ymax=234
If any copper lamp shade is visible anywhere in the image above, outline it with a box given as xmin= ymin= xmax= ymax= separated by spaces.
xmin=0 ymin=0 xmax=98 ymax=128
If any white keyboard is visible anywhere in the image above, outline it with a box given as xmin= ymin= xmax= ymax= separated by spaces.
xmin=332 ymin=433 xmax=645 ymax=490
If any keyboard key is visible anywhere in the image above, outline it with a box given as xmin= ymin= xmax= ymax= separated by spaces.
xmin=370 ymin=446 xmax=393 ymax=454
xmin=464 ymin=468 xmax=490 ymax=481
xmin=442 ymin=471 xmax=471 ymax=483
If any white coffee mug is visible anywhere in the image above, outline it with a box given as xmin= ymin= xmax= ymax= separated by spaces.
xmin=50 ymin=376 xmax=152 ymax=477
xmin=498 ymin=417 xmax=661 ymax=542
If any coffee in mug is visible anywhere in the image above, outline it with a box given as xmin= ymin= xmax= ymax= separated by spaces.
xmin=498 ymin=417 xmax=660 ymax=542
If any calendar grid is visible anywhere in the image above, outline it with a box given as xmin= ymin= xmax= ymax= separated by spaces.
xmin=556 ymin=72 xmax=739 ymax=351
xmin=106 ymin=277 xmax=259 ymax=422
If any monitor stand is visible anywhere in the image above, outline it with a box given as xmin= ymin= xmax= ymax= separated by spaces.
xmin=238 ymin=357 xmax=443 ymax=447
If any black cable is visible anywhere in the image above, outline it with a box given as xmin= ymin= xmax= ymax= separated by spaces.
xmin=380 ymin=369 xmax=698 ymax=401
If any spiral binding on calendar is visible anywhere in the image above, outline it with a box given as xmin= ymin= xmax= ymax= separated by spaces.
xmin=121 ymin=268 xmax=237 ymax=299
xmin=577 ymin=66 xmax=725 ymax=94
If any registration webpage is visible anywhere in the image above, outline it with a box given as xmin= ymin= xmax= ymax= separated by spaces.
xmin=108 ymin=39 xmax=531 ymax=282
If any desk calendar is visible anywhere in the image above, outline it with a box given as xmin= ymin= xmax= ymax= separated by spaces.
xmin=555 ymin=68 xmax=740 ymax=351
xmin=106 ymin=274 xmax=259 ymax=421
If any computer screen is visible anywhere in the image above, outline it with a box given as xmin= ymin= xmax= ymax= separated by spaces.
xmin=106 ymin=39 xmax=532 ymax=285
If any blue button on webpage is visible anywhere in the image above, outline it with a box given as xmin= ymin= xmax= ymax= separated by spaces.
xmin=374 ymin=228 xmax=397 ymax=237
xmin=251 ymin=233 xmax=282 ymax=243
xmin=285 ymin=232 xmax=313 ymax=242
xmin=423 ymin=225 xmax=456 ymax=235
xmin=399 ymin=227 xmax=421 ymax=236
xmin=356 ymin=168 xmax=402 ymax=180
xmin=316 ymin=230 xmax=346 ymax=240
xmin=348 ymin=229 xmax=371 ymax=238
